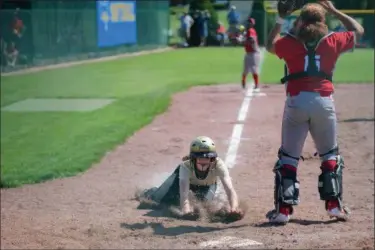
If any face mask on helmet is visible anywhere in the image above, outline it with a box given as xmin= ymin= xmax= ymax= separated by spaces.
xmin=190 ymin=152 xmax=217 ymax=180
xmin=189 ymin=136 xmax=217 ymax=179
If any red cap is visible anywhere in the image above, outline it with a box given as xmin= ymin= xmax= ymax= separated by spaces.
xmin=248 ymin=18 xmax=255 ymax=25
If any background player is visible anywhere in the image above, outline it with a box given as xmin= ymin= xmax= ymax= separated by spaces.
xmin=242 ymin=17 xmax=260 ymax=91
xmin=264 ymin=1 xmax=364 ymax=224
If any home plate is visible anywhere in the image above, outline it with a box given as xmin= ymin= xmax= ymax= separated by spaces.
xmin=199 ymin=236 xmax=263 ymax=248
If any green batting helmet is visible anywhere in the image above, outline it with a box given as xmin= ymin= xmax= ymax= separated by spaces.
xmin=189 ymin=136 xmax=217 ymax=159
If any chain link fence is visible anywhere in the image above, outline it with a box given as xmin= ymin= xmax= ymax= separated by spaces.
xmin=1 ymin=0 xmax=170 ymax=73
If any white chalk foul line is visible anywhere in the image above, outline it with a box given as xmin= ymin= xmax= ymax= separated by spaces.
xmin=224 ymin=48 xmax=266 ymax=169
xmin=208 ymin=49 xmax=266 ymax=249
xmin=224 ymin=124 xmax=244 ymax=169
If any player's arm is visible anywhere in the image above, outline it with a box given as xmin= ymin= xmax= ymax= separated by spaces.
xmin=265 ymin=16 xmax=284 ymax=54
xmin=246 ymin=30 xmax=255 ymax=43
xmin=324 ymin=2 xmax=364 ymax=40
xmin=246 ymin=35 xmax=258 ymax=51
xmin=333 ymin=10 xmax=364 ymax=52
xmin=220 ymin=175 xmax=239 ymax=211
xmin=247 ymin=36 xmax=255 ymax=45
xmin=179 ymin=165 xmax=193 ymax=214
xmin=218 ymin=161 xmax=239 ymax=211
xmin=319 ymin=1 xmax=364 ymax=53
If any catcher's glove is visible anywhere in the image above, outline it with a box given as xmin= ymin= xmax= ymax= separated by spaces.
xmin=277 ymin=0 xmax=308 ymax=18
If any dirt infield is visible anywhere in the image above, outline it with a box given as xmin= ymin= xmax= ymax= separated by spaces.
xmin=1 ymin=83 xmax=374 ymax=249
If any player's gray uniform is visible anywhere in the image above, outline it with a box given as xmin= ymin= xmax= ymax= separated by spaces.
xmin=277 ymin=31 xmax=357 ymax=167
xmin=267 ymin=31 xmax=357 ymax=222
xmin=281 ymin=92 xmax=337 ymax=167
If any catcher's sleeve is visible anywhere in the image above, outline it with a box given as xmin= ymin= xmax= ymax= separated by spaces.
xmin=333 ymin=31 xmax=356 ymax=54
xmin=274 ymin=37 xmax=286 ymax=59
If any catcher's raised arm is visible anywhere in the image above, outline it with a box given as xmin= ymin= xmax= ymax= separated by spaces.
xmin=266 ymin=0 xmax=307 ymax=53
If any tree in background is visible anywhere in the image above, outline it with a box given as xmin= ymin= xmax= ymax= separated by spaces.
xmin=188 ymin=0 xmax=219 ymax=46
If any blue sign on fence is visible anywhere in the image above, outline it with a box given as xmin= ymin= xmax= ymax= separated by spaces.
xmin=97 ymin=0 xmax=137 ymax=47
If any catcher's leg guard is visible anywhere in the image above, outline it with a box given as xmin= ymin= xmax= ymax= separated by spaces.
xmin=267 ymin=149 xmax=302 ymax=224
xmin=273 ymin=159 xmax=300 ymax=214
xmin=318 ymin=154 xmax=347 ymax=209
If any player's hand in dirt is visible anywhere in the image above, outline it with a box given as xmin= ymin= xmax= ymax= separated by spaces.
xmin=176 ymin=206 xmax=199 ymax=221
xmin=225 ymin=208 xmax=245 ymax=222
xmin=210 ymin=207 xmax=245 ymax=223
xmin=180 ymin=211 xmax=200 ymax=220
xmin=174 ymin=204 xmax=200 ymax=220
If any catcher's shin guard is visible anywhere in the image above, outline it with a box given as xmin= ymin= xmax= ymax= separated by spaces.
xmin=318 ymin=155 xmax=348 ymax=211
xmin=273 ymin=159 xmax=300 ymax=214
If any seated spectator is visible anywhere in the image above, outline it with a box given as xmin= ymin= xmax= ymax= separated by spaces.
xmin=5 ymin=41 xmax=18 ymax=67
xmin=216 ymin=21 xmax=226 ymax=46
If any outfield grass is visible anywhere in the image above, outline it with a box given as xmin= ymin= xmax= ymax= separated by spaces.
xmin=261 ymin=48 xmax=375 ymax=84
xmin=0 ymin=47 xmax=245 ymax=188
xmin=2 ymin=47 xmax=373 ymax=188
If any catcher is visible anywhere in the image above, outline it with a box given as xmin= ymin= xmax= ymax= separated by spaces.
xmin=264 ymin=0 xmax=364 ymax=224
xmin=141 ymin=136 xmax=244 ymax=220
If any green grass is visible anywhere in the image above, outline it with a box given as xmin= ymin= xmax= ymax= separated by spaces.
xmin=0 ymin=47 xmax=245 ymax=188
xmin=261 ymin=48 xmax=375 ymax=84
xmin=2 ymin=47 xmax=373 ymax=188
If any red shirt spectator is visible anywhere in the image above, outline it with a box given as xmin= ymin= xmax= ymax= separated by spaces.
xmin=217 ymin=24 xmax=225 ymax=34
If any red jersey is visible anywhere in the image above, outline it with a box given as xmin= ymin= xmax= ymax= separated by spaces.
xmin=244 ymin=28 xmax=259 ymax=53
xmin=274 ymin=31 xmax=356 ymax=96
xmin=217 ymin=24 xmax=225 ymax=34
xmin=12 ymin=17 xmax=24 ymax=33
